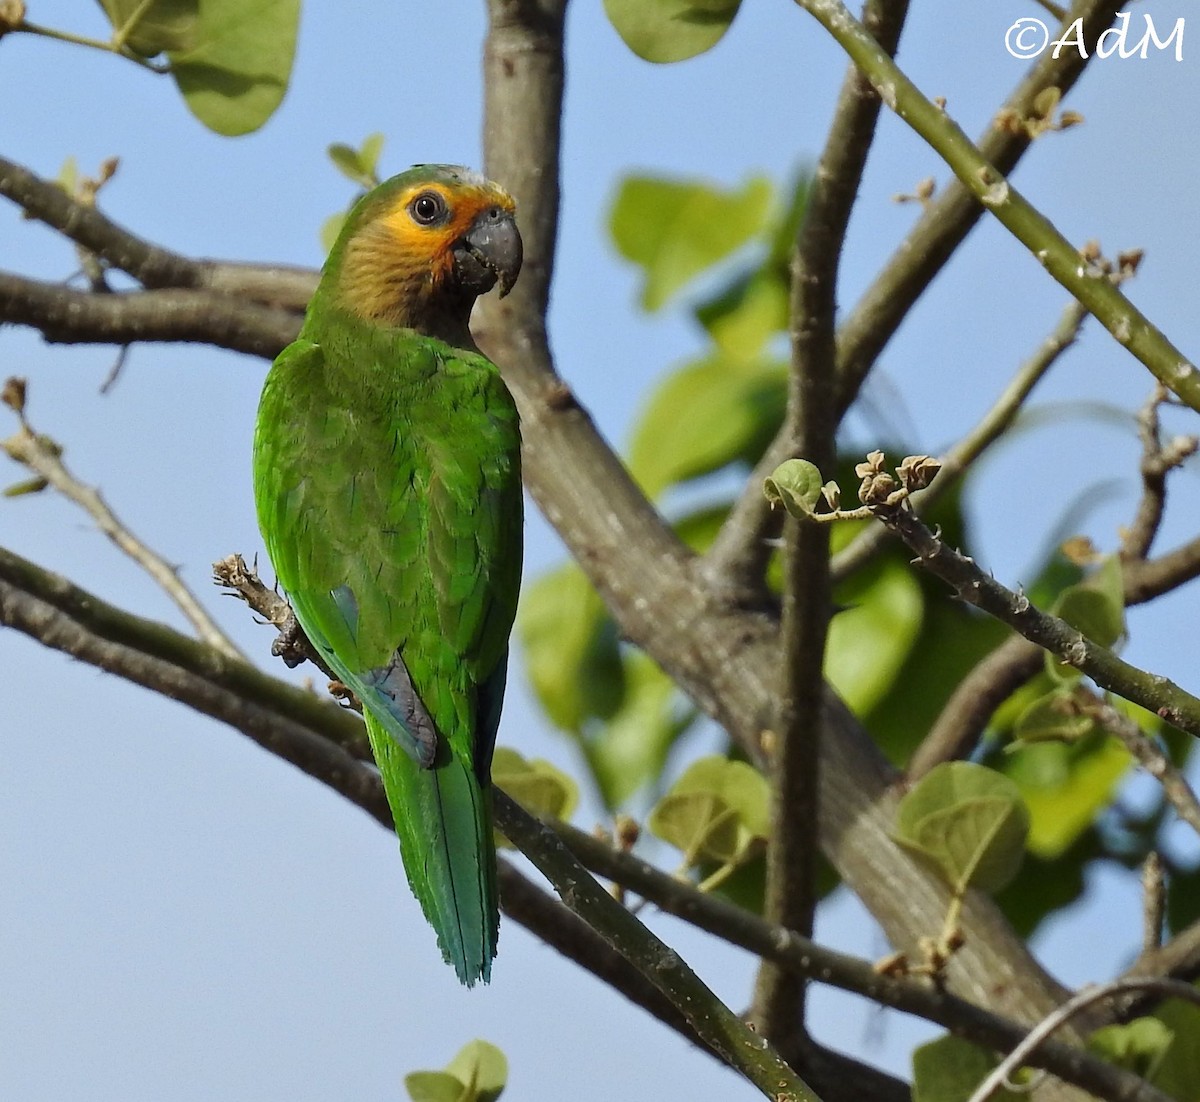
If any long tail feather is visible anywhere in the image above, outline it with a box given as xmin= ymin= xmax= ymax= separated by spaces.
xmin=365 ymin=713 xmax=499 ymax=985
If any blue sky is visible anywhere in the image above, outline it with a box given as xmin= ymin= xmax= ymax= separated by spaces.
xmin=3 ymin=2 xmax=1200 ymax=1099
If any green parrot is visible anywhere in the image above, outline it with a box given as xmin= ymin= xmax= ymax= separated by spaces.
xmin=252 ymin=165 xmax=523 ymax=986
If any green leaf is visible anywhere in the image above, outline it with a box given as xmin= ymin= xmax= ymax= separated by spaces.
xmin=1012 ymin=688 xmax=1097 ymax=743
xmin=1088 ymin=1018 xmax=1173 ymax=1082
xmin=650 ymin=791 xmax=742 ymax=864
xmin=1050 ymin=553 xmax=1126 ymax=648
xmin=360 ymin=132 xmax=385 ymax=179
xmin=327 ymin=133 xmax=385 ymax=190
xmin=603 ymin=0 xmax=743 ymax=63
xmin=826 ymin=556 xmax=924 ymax=716
xmin=404 ymin=1072 xmax=466 ymax=1102
xmin=1004 ymin=736 xmax=1131 ymax=859
xmin=610 ymin=174 xmax=771 ymax=310
xmin=912 ymin=1035 xmax=1023 ymax=1102
xmin=763 ymin=458 xmax=823 ymax=519
xmin=405 ymin=1040 xmax=507 ymax=1102
xmin=517 ymin=565 xmax=624 ymax=734
xmin=649 ymin=756 xmax=768 ymax=866
xmin=167 ymin=0 xmax=300 ymax=136
xmin=694 ymin=268 xmax=788 ymax=360
xmin=894 ymin=762 xmax=1029 ymax=895
xmin=445 ymin=1040 xmax=507 ymax=1102
xmin=628 ymin=354 xmax=785 ymax=498
xmin=492 ymin=747 xmax=579 ymax=848
xmin=585 ymin=651 xmax=692 ymax=807
xmin=97 ymin=0 xmax=200 ymax=56
xmin=1152 ymin=995 xmax=1200 ymax=1101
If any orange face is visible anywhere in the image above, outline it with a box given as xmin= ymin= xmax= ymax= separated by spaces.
xmin=378 ymin=176 xmax=518 ymax=289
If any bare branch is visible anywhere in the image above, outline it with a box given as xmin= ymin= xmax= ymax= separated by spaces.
xmin=964 ymin=978 xmax=1200 ymax=1102
xmin=1090 ymin=698 xmax=1200 ymax=839
xmin=0 ymin=271 xmax=300 ymax=357
xmin=0 ymin=152 xmax=316 ymax=309
xmin=1122 ymin=386 xmax=1198 ymax=561
xmin=4 ymin=399 xmax=241 ymax=659
xmin=1141 ymin=852 xmax=1166 ymax=955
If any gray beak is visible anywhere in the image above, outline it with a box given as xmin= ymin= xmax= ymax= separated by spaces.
xmin=455 ymin=206 xmax=523 ymax=297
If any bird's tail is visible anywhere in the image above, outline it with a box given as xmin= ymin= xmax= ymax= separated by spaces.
xmin=364 ymin=712 xmax=499 ymax=986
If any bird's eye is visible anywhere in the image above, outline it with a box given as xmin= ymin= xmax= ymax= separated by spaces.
xmin=410 ymin=191 xmax=447 ymax=225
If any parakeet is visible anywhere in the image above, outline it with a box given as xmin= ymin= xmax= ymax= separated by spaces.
xmin=252 ymin=165 xmax=523 ymax=986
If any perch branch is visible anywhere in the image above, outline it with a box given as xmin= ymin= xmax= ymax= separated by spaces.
xmin=492 ymin=793 xmax=824 ymax=1102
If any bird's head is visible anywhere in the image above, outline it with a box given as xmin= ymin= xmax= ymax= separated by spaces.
xmin=328 ymin=164 xmax=522 ymax=339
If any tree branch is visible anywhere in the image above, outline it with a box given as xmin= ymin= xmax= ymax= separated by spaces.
xmin=4 ymin=394 xmax=242 ymax=659
xmin=556 ymin=820 xmax=1172 ymax=1102
xmin=1122 ymin=386 xmax=1198 ymax=561
xmin=492 ymin=793 xmax=824 ymax=1101
xmin=0 ymin=271 xmax=299 ymax=357
xmin=794 ymin=0 xmax=1200 ymax=412
xmin=964 ymin=978 xmax=1200 ymax=1102
xmin=751 ymin=0 xmax=914 ymax=1052
xmin=831 ymin=298 xmax=1088 ymax=585
xmin=864 ymin=499 xmax=1200 ymax=741
xmin=707 ymin=0 xmax=1126 ymax=586
xmin=0 ymin=152 xmax=316 ymax=309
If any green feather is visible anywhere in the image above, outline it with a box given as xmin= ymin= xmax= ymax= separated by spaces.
xmin=252 ymin=168 xmax=522 ymax=985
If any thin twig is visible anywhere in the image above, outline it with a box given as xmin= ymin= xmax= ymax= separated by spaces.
xmin=1122 ymin=386 xmax=1198 ymax=561
xmin=3 ymin=404 xmax=242 ymax=660
xmin=964 ymin=978 xmax=1200 ymax=1102
xmin=832 ymin=299 xmax=1088 ymax=584
xmin=1090 ymin=698 xmax=1200 ymax=839
xmin=1141 ymin=852 xmax=1166 ymax=955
